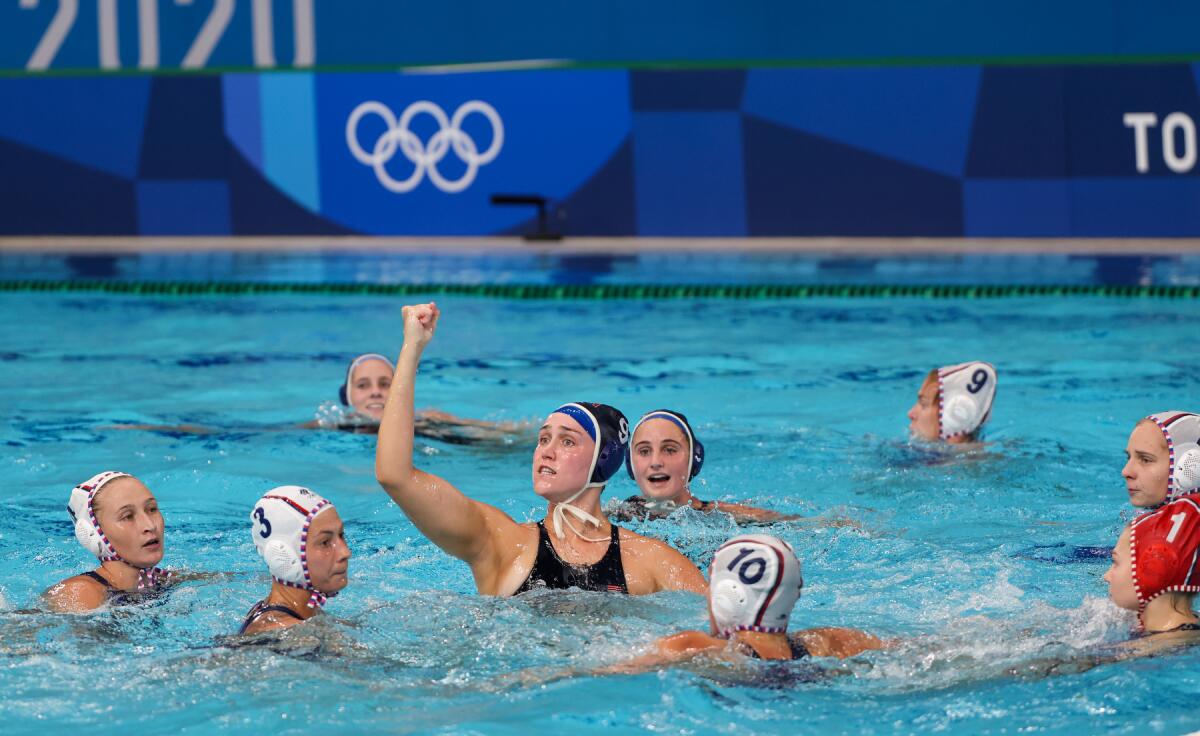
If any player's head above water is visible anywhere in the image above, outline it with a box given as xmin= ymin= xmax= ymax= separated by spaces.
xmin=908 ymin=362 xmax=997 ymax=443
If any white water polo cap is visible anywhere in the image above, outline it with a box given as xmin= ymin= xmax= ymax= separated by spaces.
xmin=709 ymin=535 xmax=804 ymax=636
xmin=938 ymin=361 xmax=998 ymax=439
xmin=339 ymin=353 xmax=395 ymax=407
xmin=68 ymin=471 xmax=132 ymax=560
xmin=1147 ymin=411 xmax=1200 ymax=501
xmin=251 ymin=486 xmax=336 ymax=608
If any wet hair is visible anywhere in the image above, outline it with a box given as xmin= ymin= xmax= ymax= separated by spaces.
xmin=921 ymin=369 xmax=940 ymax=408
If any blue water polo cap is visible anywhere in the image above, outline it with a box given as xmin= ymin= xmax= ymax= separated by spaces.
xmin=552 ymin=402 xmax=630 ymax=486
xmin=625 ymin=409 xmax=705 ymax=481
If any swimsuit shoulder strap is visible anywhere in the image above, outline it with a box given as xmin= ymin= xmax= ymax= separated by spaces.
xmin=591 ymin=523 xmax=628 ymax=592
xmin=239 ymin=599 xmax=304 ymax=635
xmin=789 ymin=634 xmax=811 ymax=659
xmin=80 ymin=570 xmax=116 ymax=591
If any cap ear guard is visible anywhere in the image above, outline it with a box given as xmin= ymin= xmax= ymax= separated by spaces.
xmin=938 ymin=362 xmax=997 ymax=439
xmin=68 ymin=471 xmax=131 ymax=561
xmin=262 ymin=538 xmax=304 ymax=583
xmin=690 ymin=437 xmax=706 ymax=480
xmin=73 ymin=515 xmax=105 ymax=559
xmin=594 ymin=431 xmax=628 ymax=484
xmin=1177 ymin=449 xmax=1200 ymax=493
xmin=338 ymin=384 xmax=349 ymax=406
xmin=710 ymin=578 xmax=747 ymax=621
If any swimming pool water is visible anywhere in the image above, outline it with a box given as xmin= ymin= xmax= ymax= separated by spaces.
xmin=2 ymin=291 xmax=1199 ymax=735
xmin=4 ymin=251 xmax=1200 ymax=286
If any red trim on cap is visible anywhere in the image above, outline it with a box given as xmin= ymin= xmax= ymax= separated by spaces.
xmin=262 ymin=495 xmax=311 ymax=516
xmin=753 ymin=545 xmax=787 ymax=628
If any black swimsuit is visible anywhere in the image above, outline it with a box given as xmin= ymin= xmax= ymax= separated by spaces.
xmin=1137 ymin=622 xmax=1200 ymax=638
xmin=516 ymin=521 xmax=629 ymax=594
xmin=740 ymin=635 xmax=811 ymax=660
xmin=80 ymin=570 xmax=168 ymax=606
xmin=239 ymin=600 xmax=305 ymax=634
xmin=612 ymin=495 xmax=716 ymax=522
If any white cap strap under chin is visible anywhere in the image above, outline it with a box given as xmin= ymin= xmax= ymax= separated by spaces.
xmin=550 ymin=487 xmax=609 ymax=543
xmin=1148 ymin=411 xmax=1200 ymax=501
xmin=938 ymin=361 xmax=997 ymax=439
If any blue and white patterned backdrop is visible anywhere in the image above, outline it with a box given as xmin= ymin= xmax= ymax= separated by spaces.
xmin=1 ymin=2 xmax=1199 ymax=236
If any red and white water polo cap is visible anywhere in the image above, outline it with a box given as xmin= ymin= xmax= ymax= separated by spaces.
xmin=1130 ymin=495 xmax=1200 ymax=616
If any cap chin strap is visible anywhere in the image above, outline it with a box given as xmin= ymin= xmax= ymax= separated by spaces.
xmin=103 ymin=558 xmax=168 ymax=591
xmin=550 ymin=483 xmax=610 ymax=543
xmin=274 ymin=576 xmax=333 ymax=609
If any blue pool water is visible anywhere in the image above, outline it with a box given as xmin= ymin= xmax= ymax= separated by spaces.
xmin=3 ymin=250 xmax=1200 ymax=286
xmin=2 ymin=283 xmax=1199 ymax=734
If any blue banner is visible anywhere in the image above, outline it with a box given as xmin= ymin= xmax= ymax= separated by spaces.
xmin=3 ymin=64 xmax=1200 ymax=236
xmin=2 ymin=1 xmax=1199 ymax=75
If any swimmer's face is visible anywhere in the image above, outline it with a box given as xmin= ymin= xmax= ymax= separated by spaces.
xmin=306 ymin=509 xmax=351 ymax=594
xmin=907 ymin=376 xmax=940 ymax=441
xmin=93 ymin=477 xmax=164 ymax=568
xmin=1123 ymin=421 xmax=1171 ymax=508
xmin=630 ymin=418 xmax=691 ymax=503
xmin=1104 ymin=527 xmax=1139 ymax=611
xmin=348 ymin=359 xmax=392 ymax=420
xmin=533 ymin=413 xmax=596 ymax=500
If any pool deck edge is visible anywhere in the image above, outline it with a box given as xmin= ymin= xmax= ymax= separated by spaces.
xmin=1 ymin=236 xmax=1199 ymax=255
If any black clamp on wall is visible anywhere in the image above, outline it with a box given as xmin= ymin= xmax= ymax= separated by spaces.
xmin=489 ymin=194 xmax=562 ymax=241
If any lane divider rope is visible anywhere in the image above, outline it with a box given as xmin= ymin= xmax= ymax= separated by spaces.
xmin=0 ymin=281 xmax=1197 ymax=299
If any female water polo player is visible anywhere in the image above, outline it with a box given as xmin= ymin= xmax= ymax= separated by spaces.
xmin=907 ymin=361 xmax=997 ymax=443
xmin=309 ymin=352 xmax=523 ymax=443
xmin=43 ymin=471 xmax=171 ymax=612
xmin=115 ymin=351 xmax=521 ymax=444
xmin=375 ymin=303 xmax=706 ymax=596
xmin=616 ymin=409 xmax=795 ymax=524
xmin=1123 ymin=411 xmax=1200 ymax=509
xmin=609 ymin=534 xmax=881 ymax=669
xmin=239 ymin=485 xmax=350 ymax=635
xmin=1105 ymin=495 xmax=1200 ymax=639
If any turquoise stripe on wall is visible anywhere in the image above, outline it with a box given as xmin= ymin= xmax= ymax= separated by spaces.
xmin=260 ymin=74 xmax=320 ymax=212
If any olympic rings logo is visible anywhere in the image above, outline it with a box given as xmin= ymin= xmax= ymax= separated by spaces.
xmin=345 ymin=100 xmax=504 ymax=194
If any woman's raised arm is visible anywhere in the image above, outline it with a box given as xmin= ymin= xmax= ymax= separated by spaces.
xmin=375 ymin=303 xmax=497 ymax=564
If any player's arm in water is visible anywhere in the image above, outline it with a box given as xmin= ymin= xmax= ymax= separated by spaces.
xmin=374 ymin=303 xmax=529 ymax=594
xmin=108 ymin=413 xmax=527 ymax=443
xmin=710 ymin=501 xmax=859 ymax=526
xmin=600 ymin=626 xmax=883 ymax=675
